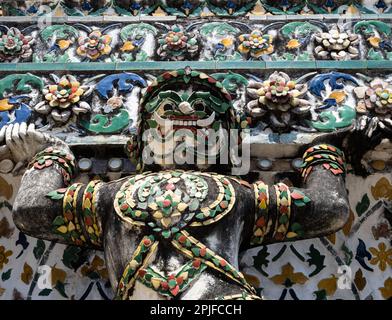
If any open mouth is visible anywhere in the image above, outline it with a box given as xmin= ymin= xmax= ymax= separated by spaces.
xmin=152 ymin=112 xmax=216 ymax=131
xmin=144 ymin=111 xmax=224 ymax=159
xmin=169 ymin=116 xmax=199 ymax=128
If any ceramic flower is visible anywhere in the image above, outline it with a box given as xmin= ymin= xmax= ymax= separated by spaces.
xmin=369 ymin=242 xmax=392 ymax=271
xmin=314 ymin=25 xmax=359 ymax=60
xmin=76 ymin=30 xmax=112 ymax=61
xmin=354 ymin=78 xmax=392 ymax=115
xmin=238 ymin=30 xmax=274 ymax=59
xmin=246 ymin=72 xmax=311 ymax=131
xmin=0 ymin=27 xmax=34 ymax=62
xmin=81 ymin=255 xmax=109 ymax=280
xmin=354 ymin=78 xmax=392 ymax=136
xmin=286 ymin=39 xmax=301 ymax=50
xmin=34 ymin=75 xmax=91 ymax=124
xmin=157 ymin=26 xmax=199 ymax=61
xmin=270 ymin=263 xmax=308 ymax=287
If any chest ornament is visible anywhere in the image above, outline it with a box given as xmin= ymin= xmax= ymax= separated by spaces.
xmin=114 ymin=171 xmax=235 ymax=239
xmin=114 ymin=170 xmax=256 ymax=299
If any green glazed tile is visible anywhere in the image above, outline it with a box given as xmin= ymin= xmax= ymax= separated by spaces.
xmin=266 ymin=61 xmax=316 ymax=69
xmin=0 ymin=63 xmax=17 ymax=71
xmin=367 ymin=60 xmax=392 ymax=69
xmin=216 ymin=61 xmax=266 ymax=70
xmin=316 ymin=60 xmax=367 ymax=69
xmin=361 ymin=14 xmax=380 ymax=20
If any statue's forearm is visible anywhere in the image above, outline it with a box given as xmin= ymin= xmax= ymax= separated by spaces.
xmin=13 ymin=166 xmax=69 ymax=242
xmin=250 ymin=144 xmax=350 ymax=246
xmin=12 ymin=144 xmax=80 ymax=244
xmin=286 ymin=166 xmax=349 ymax=241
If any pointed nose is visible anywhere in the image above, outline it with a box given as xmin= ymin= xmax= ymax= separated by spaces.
xmin=177 ymin=102 xmax=194 ymax=115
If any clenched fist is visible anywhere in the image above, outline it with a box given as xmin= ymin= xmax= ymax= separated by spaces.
xmin=0 ymin=123 xmax=70 ymax=173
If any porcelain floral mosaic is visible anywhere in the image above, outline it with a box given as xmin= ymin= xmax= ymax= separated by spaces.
xmin=4 ymin=20 xmax=392 ymax=63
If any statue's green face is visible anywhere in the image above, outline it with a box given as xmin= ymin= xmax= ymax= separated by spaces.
xmin=141 ymin=88 xmax=231 ymax=170
xmin=131 ymin=69 xmax=235 ymax=171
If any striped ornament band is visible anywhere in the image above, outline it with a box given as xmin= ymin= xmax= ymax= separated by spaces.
xmin=300 ymin=144 xmax=346 ymax=182
xmin=29 ymin=147 xmax=76 ymax=185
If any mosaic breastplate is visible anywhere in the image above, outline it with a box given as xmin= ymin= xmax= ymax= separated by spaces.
xmin=113 ymin=170 xmax=255 ymax=299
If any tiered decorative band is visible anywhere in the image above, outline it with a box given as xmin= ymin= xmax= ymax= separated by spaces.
xmin=301 ymin=144 xmax=346 ymax=182
xmin=29 ymin=147 xmax=76 ymax=185
xmin=272 ymin=183 xmax=292 ymax=242
xmin=251 ymin=180 xmax=271 ymax=246
xmin=47 ymin=180 xmax=103 ymax=247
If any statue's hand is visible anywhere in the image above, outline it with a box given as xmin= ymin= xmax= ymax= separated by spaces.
xmin=0 ymin=123 xmax=69 ymax=173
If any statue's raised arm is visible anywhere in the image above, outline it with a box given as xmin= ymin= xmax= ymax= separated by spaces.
xmin=247 ymin=143 xmax=349 ymax=248
xmin=1 ymin=123 xmax=104 ymax=248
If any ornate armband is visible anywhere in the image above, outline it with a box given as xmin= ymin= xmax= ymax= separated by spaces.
xmin=51 ymin=183 xmax=85 ymax=246
xmin=48 ymin=180 xmax=103 ymax=247
xmin=251 ymin=182 xmax=312 ymax=244
xmin=82 ymin=180 xmax=104 ymax=247
xmin=29 ymin=147 xmax=76 ymax=185
xmin=251 ymin=180 xmax=271 ymax=246
xmin=272 ymin=183 xmax=292 ymax=241
xmin=300 ymin=144 xmax=346 ymax=182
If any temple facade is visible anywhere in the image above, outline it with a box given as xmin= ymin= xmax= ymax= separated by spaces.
xmin=0 ymin=0 xmax=391 ymax=300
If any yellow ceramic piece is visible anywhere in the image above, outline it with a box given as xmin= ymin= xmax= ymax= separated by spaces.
xmin=221 ymin=38 xmax=233 ymax=47
xmin=152 ymin=7 xmax=167 ymax=16
xmin=287 ymin=39 xmax=300 ymax=49
xmin=286 ymin=232 xmax=298 ymax=239
xmin=121 ymin=41 xmax=135 ymax=52
xmin=346 ymin=4 xmax=359 ymax=14
xmin=58 ymin=39 xmax=72 ymax=50
xmin=151 ymin=278 xmax=161 ymax=289
xmin=153 ymin=211 xmax=163 ymax=219
xmin=57 ymin=226 xmax=68 ymax=234
xmin=59 ymin=78 xmax=69 ymax=87
xmin=161 ymin=217 xmax=172 ymax=228
xmin=250 ymin=2 xmax=266 ymax=15
xmin=68 ymin=221 xmax=76 ymax=232
xmin=177 ymin=202 xmax=188 ymax=212
xmin=0 ymin=99 xmax=13 ymax=111
xmin=329 ymin=91 xmax=346 ymax=103
xmin=368 ymin=36 xmax=381 ymax=48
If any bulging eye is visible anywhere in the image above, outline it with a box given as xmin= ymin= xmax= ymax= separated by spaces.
xmin=157 ymin=100 xmax=176 ymax=115
xmin=163 ymin=103 xmax=174 ymax=112
xmin=193 ymin=101 xmax=205 ymax=113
